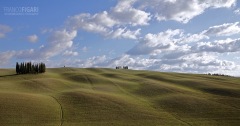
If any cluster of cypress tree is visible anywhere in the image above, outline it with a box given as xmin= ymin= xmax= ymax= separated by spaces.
xmin=16 ymin=62 xmax=46 ymax=74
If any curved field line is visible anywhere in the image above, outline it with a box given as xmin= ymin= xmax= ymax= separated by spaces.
xmin=49 ymin=95 xmax=64 ymax=126
xmin=169 ymin=113 xmax=192 ymax=126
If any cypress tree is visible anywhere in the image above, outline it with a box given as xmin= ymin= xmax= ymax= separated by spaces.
xmin=29 ymin=62 xmax=31 ymax=73
xmin=27 ymin=62 xmax=30 ymax=73
xmin=39 ymin=62 xmax=45 ymax=73
xmin=39 ymin=63 xmax=42 ymax=73
xmin=16 ymin=62 xmax=19 ymax=74
xmin=23 ymin=62 xmax=26 ymax=74
xmin=20 ymin=63 xmax=23 ymax=74
xmin=43 ymin=63 xmax=46 ymax=73
xmin=31 ymin=64 xmax=34 ymax=74
xmin=35 ymin=64 xmax=39 ymax=74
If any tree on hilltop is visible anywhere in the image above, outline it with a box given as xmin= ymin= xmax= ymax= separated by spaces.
xmin=16 ymin=62 xmax=46 ymax=74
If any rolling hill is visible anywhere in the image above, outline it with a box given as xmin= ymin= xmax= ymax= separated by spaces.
xmin=0 ymin=68 xmax=240 ymax=126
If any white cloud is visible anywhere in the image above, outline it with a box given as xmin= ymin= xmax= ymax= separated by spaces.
xmin=0 ymin=51 xmax=15 ymax=65
xmin=108 ymin=28 xmax=141 ymax=39
xmin=194 ymin=38 xmax=240 ymax=53
xmin=111 ymin=0 xmax=151 ymax=26
xmin=0 ymin=24 xmax=12 ymax=38
xmin=174 ymin=53 xmax=238 ymax=73
xmin=92 ymin=11 xmax=118 ymax=28
xmin=75 ymin=55 xmax=108 ymax=68
xmin=137 ymin=0 xmax=236 ymax=23
xmin=67 ymin=13 xmax=142 ymax=39
xmin=65 ymin=0 xmax=151 ymax=40
xmin=127 ymin=29 xmax=182 ymax=55
xmin=63 ymin=50 xmax=78 ymax=56
xmin=201 ymin=0 xmax=236 ymax=8
xmin=203 ymin=22 xmax=240 ymax=36
xmin=124 ymin=23 xmax=240 ymax=76
xmin=180 ymin=33 xmax=209 ymax=43
xmin=39 ymin=29 xmax=77 ymax=59
xmin=67 ymin=13 xmax=109 ymax=34
xmin=27 ymin=34 xmax=38 ymax=43
xmin=234 ymin=8 xmax=240 ymax=14
xmin=128 ymin=22 xmax=240 ymax=56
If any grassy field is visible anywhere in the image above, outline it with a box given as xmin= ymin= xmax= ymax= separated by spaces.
xmin=0 ymin=68 xmax=240 ymax=126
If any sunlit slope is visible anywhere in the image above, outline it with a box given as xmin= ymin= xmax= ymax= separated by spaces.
xmin=0 ymin=68 xmax=240 ymax=126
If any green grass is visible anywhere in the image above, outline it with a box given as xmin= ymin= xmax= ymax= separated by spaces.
xmin=0 ymin=68 xmax=240 ymax=126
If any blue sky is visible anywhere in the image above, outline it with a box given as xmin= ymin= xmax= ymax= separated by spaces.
xmin=1 ymin=0 xmax=240 ymax=76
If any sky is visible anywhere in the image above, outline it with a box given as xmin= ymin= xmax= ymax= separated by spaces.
xmin=1 ymin=0 xmax=240 ymax=76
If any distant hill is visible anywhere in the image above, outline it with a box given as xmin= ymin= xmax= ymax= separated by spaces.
xmin=0 ymin=68 xmax=240 ymax=126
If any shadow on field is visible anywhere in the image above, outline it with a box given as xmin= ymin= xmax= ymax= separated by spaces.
xmin=0 ymin=74 xmax=18 ymax=78
xmin=201 ymin=88 xmax=240 ymax=98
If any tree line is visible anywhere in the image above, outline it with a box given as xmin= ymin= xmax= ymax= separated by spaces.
xmin=16 ymin=62 xmax=46 ymax=74
xmin=116 ymin=66 xmax=128 ymax=69
xmin=207 ymin=73 xmax=230 ymax=77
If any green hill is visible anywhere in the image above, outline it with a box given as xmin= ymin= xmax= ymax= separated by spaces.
xmin=0 ymin=68 xmax=240 ymax=126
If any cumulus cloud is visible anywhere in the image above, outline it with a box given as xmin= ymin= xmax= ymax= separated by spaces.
xmin=111 ymin=0 xmax=151 ymax=26
xmin=66 ymin=0 xmax=236 ymax=35
xmin=172 ymin=53 xmax=238 ymax=73
xmin=67 ymin=13 xmax=109 ymax=34
xmin=194 ymin=38 xmax=240 ymax=53
xmin=203 ymin=0 xmax=236 ymax=8
xmin=180 ymin=33 xmax=208 ymax=43
xmin=63 ymin=50 xmax=78 ymax=56
xmin=67 ymin=13 xmax=142 ymax=39
xmin=128 ymin=22 xmax=240 ymax=56
xmin=39 ymin=29 xmax=77 ymax=59
xmin=27 ymin=34 xmax=38 ymax=43
xmin=0 ymin=24 xmax=12 ymax=38
xmin=75 ymin=55 xmax=108 ymax=68
xmin=108 ymin=28 xmax=141 ymax=39
xmin=127 ymin=29 xmax=182 ymax=55
xmin=65 ymin=0 xmax=151 ymax=40
xmin=92 ymin=11 xmax=118 ymax=28
xmin=203 ymin=22 xmax=240 ymax=36
xmin=124 ymin=22 xmax=240 ymax=76
xmin=137 ymin=0 xmax=236 ymax=23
